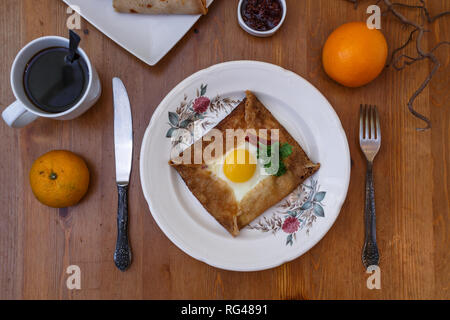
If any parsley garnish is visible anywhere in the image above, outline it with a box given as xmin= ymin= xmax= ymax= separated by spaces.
xmin=257 ymin=141 xmax=293 ymax=177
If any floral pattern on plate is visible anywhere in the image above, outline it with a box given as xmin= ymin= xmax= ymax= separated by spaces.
xmin=165 ymin=84 xmax=240 ymax=155
xmin=247 ymin=179 xmax=326 ymax=246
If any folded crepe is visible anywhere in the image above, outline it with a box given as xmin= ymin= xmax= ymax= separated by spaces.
xmin=113 ymin=0 xmax=207 ymax=15
xmin=170 ymin=91 xmax=320 ymax=236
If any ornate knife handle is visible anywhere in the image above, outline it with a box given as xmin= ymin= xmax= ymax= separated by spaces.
xmin=362 ymin=162 xmax=379 ymax=269
xmin=114 ymin=184 xmax=132 ymax=271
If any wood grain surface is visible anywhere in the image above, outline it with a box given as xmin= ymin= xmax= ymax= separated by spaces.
xmin=0 ymin=0 xmax=448 ymax=300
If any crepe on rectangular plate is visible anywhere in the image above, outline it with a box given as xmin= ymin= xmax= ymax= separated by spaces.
xmin=170 ymin=91 xmax=320 ymax=236
xmin=113 ymin=0 xmax=207 ymax=15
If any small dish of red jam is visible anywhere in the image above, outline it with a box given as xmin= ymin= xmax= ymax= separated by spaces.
xmin=238 ymin=0 xmax=286 ymax=37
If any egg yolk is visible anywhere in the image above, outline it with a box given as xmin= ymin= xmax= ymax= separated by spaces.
xmin=223 ymin=148 xmax=256 ymax=183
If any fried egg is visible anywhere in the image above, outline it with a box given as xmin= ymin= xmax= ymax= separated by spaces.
xmin=206 ymin=142 xmax=270 ymax=201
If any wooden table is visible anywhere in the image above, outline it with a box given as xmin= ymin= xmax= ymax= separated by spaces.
xmin=1 ymin=0 xmax=448 ymax=300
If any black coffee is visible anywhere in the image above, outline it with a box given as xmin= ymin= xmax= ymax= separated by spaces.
xmin=23 ymin=47 xmax=89 ymax=113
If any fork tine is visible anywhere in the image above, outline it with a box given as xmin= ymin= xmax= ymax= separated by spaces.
xmin=365 ymin=104 xmax=369 ymax=139
xmin=370 ymin=105 xmax=375 ymax=140
xmin=359 ymin=104 xmax=364 ymax=141
xmin=360 ymin=103 xmax=381 ymax=163
xmin=374 ymin=105 xmax=381 ymax=141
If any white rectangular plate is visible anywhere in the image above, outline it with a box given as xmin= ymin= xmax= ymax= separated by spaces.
xmin=62 ymin=0 xmax=213 ymax=66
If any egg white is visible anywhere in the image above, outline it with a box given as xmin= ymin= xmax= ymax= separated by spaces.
xmin=206 ymin=143 xmax=270 ymax=202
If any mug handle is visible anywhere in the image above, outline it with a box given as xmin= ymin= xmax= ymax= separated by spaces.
xmin=2 ymin=100 xmax=39 ymax=128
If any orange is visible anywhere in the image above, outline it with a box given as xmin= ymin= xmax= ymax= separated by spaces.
xmin=322 ymin=21 xmax=388 ymax=87
xmin=29 ymin=150 xmax=90 ymax=208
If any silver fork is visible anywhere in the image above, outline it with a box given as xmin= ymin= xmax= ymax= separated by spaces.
xmin=359 ymin=104 xmax=381 ymax=269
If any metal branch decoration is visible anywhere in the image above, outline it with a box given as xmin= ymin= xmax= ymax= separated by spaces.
xmin=346 ymin=0 xmax=449 ymax=130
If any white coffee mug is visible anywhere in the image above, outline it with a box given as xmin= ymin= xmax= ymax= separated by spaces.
xmin=2 ymin=36 xmax=101 ymax=128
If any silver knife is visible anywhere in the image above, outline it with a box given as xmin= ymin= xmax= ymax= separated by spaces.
xmin=112 ymin=77 xmax=133 ymax=271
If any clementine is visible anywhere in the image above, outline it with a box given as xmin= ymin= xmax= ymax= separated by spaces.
xmin=322 ymin=21 xmax=388 ymax=87
xmin=29 ymin=150 xmax=90 ymax=208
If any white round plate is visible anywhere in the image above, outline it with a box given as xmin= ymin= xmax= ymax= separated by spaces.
xmin=140 ymin=61 xmax=350 ymax=271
